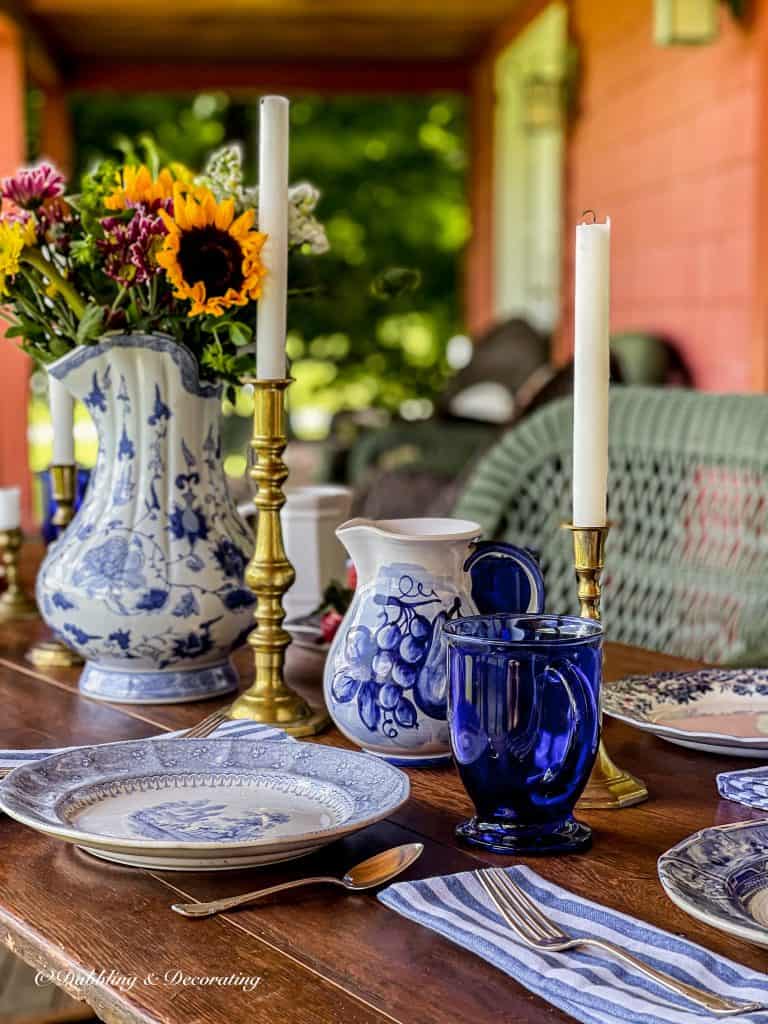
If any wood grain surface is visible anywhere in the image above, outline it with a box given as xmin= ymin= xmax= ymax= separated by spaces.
xmin=1 ymin=609 xmax=766 ymax=1024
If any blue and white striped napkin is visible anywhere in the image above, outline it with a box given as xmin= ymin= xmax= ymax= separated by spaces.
xmin=0 ymin=718 xmax=290 ymax=774
xmin=379 ymin=865 xmax=768 ymax=1024
xmin=717 ymin=766 xmax=768 ymax=811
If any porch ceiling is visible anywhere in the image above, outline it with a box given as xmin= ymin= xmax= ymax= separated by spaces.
xmin=18 ymin=0 xmax=523 ymax=71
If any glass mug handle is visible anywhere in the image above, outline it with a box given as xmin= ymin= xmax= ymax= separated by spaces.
xmin=464 ymin=541 xmax=545 ymax=615
xmin=531 ymin=659 xmax=600 ymax=784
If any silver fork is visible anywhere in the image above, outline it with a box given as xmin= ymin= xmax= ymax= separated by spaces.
xmin=0 ymin=707 xmax=229 ymax=779
xmin=180 ymin=708 xmax=229 ymax=739
xmin=478 ymin=867 xmax=768 ymax=1018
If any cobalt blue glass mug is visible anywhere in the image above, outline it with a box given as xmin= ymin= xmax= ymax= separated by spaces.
xmin=444 ymin=614 xmax=602 ymax=854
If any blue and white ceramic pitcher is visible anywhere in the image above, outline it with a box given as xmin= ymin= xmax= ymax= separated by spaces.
xmin=323 ymin=517 xmax=545 ymax=765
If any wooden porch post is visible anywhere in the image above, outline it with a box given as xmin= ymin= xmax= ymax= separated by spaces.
xmin=0 ymin=15 xmax=31 ymax=527
xmin=466 ymin=0 xmax=559 ymax=342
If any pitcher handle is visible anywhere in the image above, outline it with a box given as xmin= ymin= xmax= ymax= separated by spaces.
xmin=465 ymin=541 xmax=545 ymax=615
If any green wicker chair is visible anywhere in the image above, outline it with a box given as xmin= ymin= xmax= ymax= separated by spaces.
xmin=453 ymin=388 xmax=768 ymax=665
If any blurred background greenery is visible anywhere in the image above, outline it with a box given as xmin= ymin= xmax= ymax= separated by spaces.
xmin=26 ymin=91 xmax=469 ymax=478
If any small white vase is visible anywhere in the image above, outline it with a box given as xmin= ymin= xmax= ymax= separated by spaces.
xmin=37 ymin=333 xmax=255 ymax=704
xmin=282 ymin=485 xmax=353 ymax=620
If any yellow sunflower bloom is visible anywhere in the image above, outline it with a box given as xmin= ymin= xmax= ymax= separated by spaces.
xmin=157 ymin=184 xmax=267 ymax=317
xmin=105 ymin=165 xmax=177 ymax=211
xmin=0 ymin=218 xmax=33 ymax=296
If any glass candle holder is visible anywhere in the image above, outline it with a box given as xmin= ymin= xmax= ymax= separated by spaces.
xmin=444 ymin=614 xmax=602 ymax=855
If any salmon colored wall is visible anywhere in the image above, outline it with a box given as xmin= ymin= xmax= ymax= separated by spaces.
xmin=0 ymin=16 xmax=32 ymax=526
xmin=559 ymin=1 xmax=767 ymax=390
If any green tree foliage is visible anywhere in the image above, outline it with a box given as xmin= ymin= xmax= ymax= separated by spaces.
xmin=65 ymin=91 xmax=468 ymax=436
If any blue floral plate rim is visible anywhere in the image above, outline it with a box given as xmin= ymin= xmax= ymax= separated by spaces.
xmin=603 ymin=668 xmax=768 ymax=748
xmin=0 ymin=737 xmax=410 ymax=854
xmin=658 ymin=819 xmax=768 ymax=948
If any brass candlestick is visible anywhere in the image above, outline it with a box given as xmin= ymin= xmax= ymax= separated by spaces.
xmin=229 ymin=378 xmax=329 ymax=736
xmin=27 ymin=465 xmax=83 ymax=668
xmin=0 ymin=527 xmax=37 ymax=622
xmin=566 ymin=524 xmax=648 ymax=809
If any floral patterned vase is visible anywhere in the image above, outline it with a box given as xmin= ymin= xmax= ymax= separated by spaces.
xmin=37 ymin=333 xmax=255 ymax=704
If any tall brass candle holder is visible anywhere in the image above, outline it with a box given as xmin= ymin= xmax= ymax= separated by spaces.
xmin=0 ymin=527 xmax=37 ymax=622
xmin=229 ymin=378 xmax=329 ymax=736
xmin=565 ymin=524 xmax=648 ymax=809
xmin=27 ymin=465 xmax=83 ymax=668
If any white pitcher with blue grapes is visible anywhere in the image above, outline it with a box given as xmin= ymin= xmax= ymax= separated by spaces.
xmin=323 ymin=517 xmax=545 ymax=765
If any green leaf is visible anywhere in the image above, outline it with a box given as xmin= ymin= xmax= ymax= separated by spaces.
xmin=311 ymin=579 xmax=353 ymax=615
xmin=70 ymin=237 xmax=98 ymax=268
xmin=369 ymin=267 xmax=422 ymax=301
xmin=76 ymin=302 xmax=105 ymax=346
xmin=229 ymin=322 xmax=252 ymax=347
xmin=49 ymin=337 xmax=72 ymax=357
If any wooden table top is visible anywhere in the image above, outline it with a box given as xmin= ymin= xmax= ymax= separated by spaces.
xmin=0 ymin=612 xmax=766 ymax=1024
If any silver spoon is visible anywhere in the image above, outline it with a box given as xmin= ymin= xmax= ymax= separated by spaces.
xmin=171 ymin=842 xmax=424 ymax=918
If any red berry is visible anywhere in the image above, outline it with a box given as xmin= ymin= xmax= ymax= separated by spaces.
xmin=346 ymin=564 xmax=357 ymax=591
xmin=320 ymin=609 xmax=343 ymax=644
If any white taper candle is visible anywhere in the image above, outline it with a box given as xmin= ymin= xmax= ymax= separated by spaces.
xmin=572 ymin=215 xmax=610 ymax=527
xmin=256 ymin=95 xmax=290 ymax=380
xmin=49 ymin=375 xmax=75 ymax=465
xmin=0 ymin=486 xmax=20 ymax=530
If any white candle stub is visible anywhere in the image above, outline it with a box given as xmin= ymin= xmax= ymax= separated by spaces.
xmin=256 ymin=95 xmax=290 ymax=380
xmin=572 ymin=215 xmax=611 ymax=528
xmin=49 ymin=375 xmax=75 ymax=465
xmin=0 ymin=486 xmax=21 ymax=531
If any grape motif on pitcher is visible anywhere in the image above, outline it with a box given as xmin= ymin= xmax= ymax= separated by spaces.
xmin=330 ymin=574 xmax=463 ymax=741
xmin=323 ymin=516 xmax=547 ymax=764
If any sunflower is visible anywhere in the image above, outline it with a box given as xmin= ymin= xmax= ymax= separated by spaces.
xmin=0 ymin=217 xmax=35 ymax=296
xmin=104 ymin=165 xmax=177 ymax=211
xmin=157 ymin=184 xmax=267 ymax=317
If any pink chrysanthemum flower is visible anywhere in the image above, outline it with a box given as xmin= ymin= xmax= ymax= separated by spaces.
xmin=0 ymin=204 xmax=32 ymax=226
xmin=97 ymin=212 xmax=167 ymax=287
xmin=2 ymin=163 xmax=65 ymax=210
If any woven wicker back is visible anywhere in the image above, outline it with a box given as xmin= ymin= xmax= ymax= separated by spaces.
xmin=453 ymin=388 xmax=768 ymax=663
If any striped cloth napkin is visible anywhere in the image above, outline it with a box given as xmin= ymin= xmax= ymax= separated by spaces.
xmin=0 ymin=718 xmax=290 ymax=773
xmin=378 ymin=865 xmax=768 ymax=1024
xmin=716 ymin=766 xmax=768 ymax=811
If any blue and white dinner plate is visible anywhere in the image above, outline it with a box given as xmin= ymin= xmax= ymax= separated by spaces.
xmin=658 ymin=820 xmax=768 ymax=948
xmin=0 ymin=738 xmax=409 ymax=870
xmin=603 ymin=668 xmax=768 ymax=756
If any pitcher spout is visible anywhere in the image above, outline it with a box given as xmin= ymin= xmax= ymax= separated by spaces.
xmin=336 ymin=517 xmax=377 ymax=536
xmin=336 ymin=516 xmax=483 ymax=587
xmin=335 ymin=518 xmax=379 ymax=583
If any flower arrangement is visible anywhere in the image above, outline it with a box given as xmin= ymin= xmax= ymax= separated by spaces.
xmin=0 ymin=146 xmax=329 ymax=389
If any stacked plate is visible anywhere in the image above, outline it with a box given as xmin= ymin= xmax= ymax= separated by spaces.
xmin=659 ymin=821 xmax=768 ymax=949
xmin=603 ymin=667 xmax=768 ymax=757
xmin=0 ymin=737 xmax=409 ymax=870
xmin=607 ymin=668 xmax=768 ymax=946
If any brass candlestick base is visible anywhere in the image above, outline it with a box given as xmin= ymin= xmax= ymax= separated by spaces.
xmin=27 ymin=465 xmax=83 ymax=668
xmin=566 ymin=524 xmax=648 ymax=810
xmin=228 ymin=378 xmax=329 ymax=736
xmin=0 ymin=527 xmax=37 ymax=622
